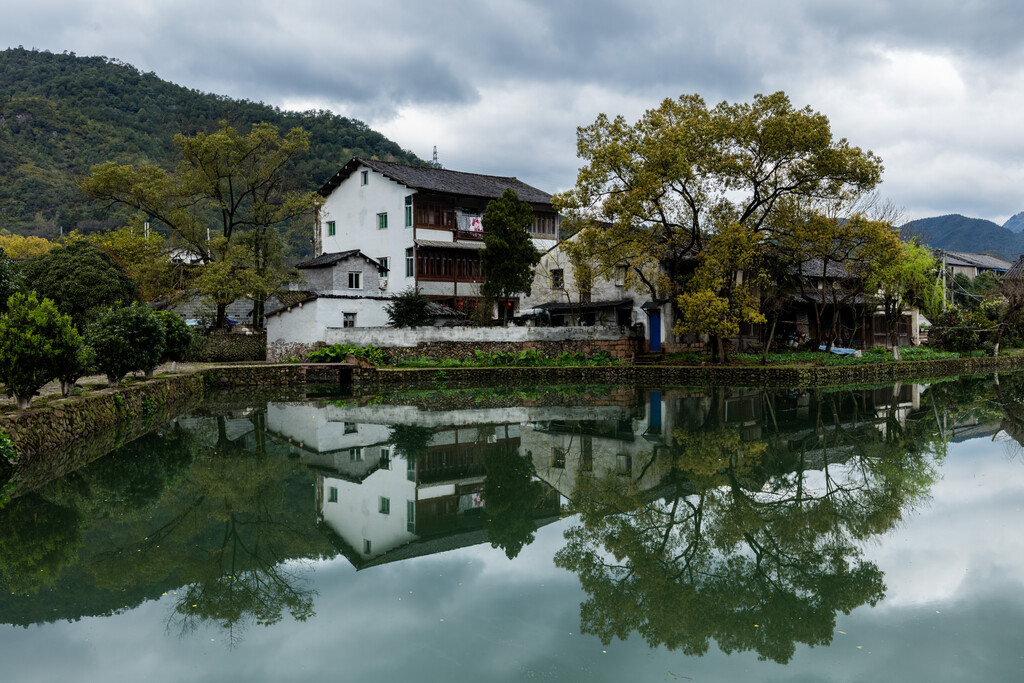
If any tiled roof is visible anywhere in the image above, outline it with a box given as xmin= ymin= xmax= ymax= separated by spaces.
xmin=297 ymin=250 xmax=379 ymax=269
xmin=1005 ymin=255 xmax=1024 ymax=281
xmin=319 ymin=157 xmax=554 ymax=206
xmin=942 ymin=251 xmax=1014 ymax=271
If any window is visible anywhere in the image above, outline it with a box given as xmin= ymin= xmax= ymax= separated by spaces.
xmin=377 ymin=212 xmax=388 ymax=230
xmin=551 ymin=447 xmax=566 ymax=469
xmin=377 ymin=257 xmax=390 ymax=276
xmin=326 ymin=220 xmax=336 ymax=237
xmin=343 ymin=312 xmax=356 ymax=328
xmin=328 ymin=486 xmax=338 ymax=503
xmin=350 ymin=447 xmax=363 ymax=461
xmin=360 ymin=170 xmax=368 ymax=185
xmin=407 ymin=500 xmax=416 ymax=532
xmin=615 ymin=265 xmax=628 ymax=286
xmin=363 ymin=539 xmax=371 ymax=554
xmin=550 ymin=268 xmax=564 ymax=289
xmin=406 ymin=247 xmax=414 ymax=277
xmin=348 ymin=271 xmax=362 ymax=289
xmin=405 ymin=195 xmax=413 ymax=227
xmin=344 ymin=422 xmax=357 ymax=434
xmin=616 ymin=453 xmax=632 ymax=476
xmin=379 ymin=497 xmax=391 ymax=514
xmin=380 ymin=448 xmax=391 ymax=469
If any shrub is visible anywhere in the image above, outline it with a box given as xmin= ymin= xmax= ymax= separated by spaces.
xmin=87 ymin=303 xmax=166 ymax=386
xmin=385 ymin=287 xmax=436 ymax=328
xmin=18 ymin=240 xmax=140 ymax=329
xmin=0 ymin=292 xmax=83 ymax=408
xmin=155 ymin=310 xmax=193 ymax=363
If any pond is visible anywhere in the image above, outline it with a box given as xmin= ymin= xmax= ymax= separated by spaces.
xmin=1 ymin=377 xmax=1023 ymax=682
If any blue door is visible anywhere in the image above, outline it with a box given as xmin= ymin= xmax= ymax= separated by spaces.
xmin=648 ymin=310 xmax=661 ymax=351
xmin=649 ymin=391 xmax=662 ymax=433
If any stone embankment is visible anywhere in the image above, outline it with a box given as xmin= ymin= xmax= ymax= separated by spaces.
xmin=4 ymin=353 xmax=1024 ymax=461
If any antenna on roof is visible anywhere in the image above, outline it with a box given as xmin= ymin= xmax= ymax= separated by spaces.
xmin=432 ymin=146 xmax=439 ymax=168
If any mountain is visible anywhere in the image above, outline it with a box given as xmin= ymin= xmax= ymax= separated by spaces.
xmin=899 ymin=214 xmax=1024 ymax=260
xmin=1003 ymin=211 xmax=1024 ymax=233
xmin=0 ymin=47 xmax=422 ymax=235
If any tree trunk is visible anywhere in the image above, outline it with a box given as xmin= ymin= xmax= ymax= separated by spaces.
xmin=252 ymin=296 xmax=266 ymax=328
xmin=993 ymin=322 xmax=1005 ymax=357
xmin=884 ymin=325 xmax=901 ymax=362
xmin=762 ymin=315 xmax=778 ymax=365
xmin=15 ymin=394 xmax=32 ymax=410
xmin=145 ymin=367 xmax=156 ymax=379
xmin=59 ymin=379 xmax=74 ymax=397
xmin=216 ymin=302 xmax=227 ymax=328
xmin=106 ymin=373 xmax=121 ymax=388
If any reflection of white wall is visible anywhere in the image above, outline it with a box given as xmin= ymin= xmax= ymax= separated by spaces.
xmin=321 ymin=463 xmax=418 ymax=561
xmin=268 ymin=402 xmax=394 ymax=452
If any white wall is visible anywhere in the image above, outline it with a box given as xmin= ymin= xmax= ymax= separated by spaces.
xmin=266 ymin=296 xmax=392 ymax=346
xmin=320 ymin=163 xmax=417 ymax=294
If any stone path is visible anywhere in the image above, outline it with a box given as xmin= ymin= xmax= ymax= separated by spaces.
xmin=0 ymin=362 xmax=209 ymax=412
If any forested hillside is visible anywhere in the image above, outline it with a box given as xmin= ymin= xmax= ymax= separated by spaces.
xmin=899 ymin=214 xmax=1024 ymax=260
xmin=0 ymin=47 xmax=421 ymax=235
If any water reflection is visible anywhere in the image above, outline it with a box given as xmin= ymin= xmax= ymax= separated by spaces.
xmin=0 ymin=378 xmax=1017 ymax=659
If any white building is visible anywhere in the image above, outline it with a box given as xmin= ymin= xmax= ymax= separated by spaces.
xmin=267 ymin=158 xmax=560 ymax=356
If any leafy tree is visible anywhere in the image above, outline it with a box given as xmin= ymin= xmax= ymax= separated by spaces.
xmin=385 ymin=287 xmax=436 ymax=328
xmin=674 ymin=222 xmax=766 ymax=362
xmin=81 ymin=122 xmax=322 ymax=327
xmin=19 ymin=240 xmax=140 ymax=329
xmin=0 ymin=292 xmax=82 ymax=408
xmin=775 ymin=206 xmax=895 ymax=351
xmin=56 ymin=344 xmax=94 ymax=398
xmin=481 ymin=189 xmax=542 ymax=323
xmin=0 ymin=249 xmax=20 ymax=313
xmin=555 ymin=92 xmax=882 ymax=325
xmin=864 ymin=237 xmax=940 ymax=360
xmin=0 ymin=234 xmax=57 ymax=260
xmin=155 ymin=310 xmax=193 ymax=363
xmin=87 ymin=302 xmax=166 ymax=386
xmin=79 ymin=226 xmax=179 ymax=302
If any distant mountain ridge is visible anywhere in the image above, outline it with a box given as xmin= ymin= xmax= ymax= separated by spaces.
xmin=0 ymin=47 xmax=422 ymax=235
xmin=899 ymin=214 xmax=1024 ymax=261
xmin=1003 ymin=211 xmax=1024 ymax=233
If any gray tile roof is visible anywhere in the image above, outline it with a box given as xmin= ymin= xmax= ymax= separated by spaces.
xmin=297 ymin=250 xmax=379 ymax=269
xmin=942 ymin=251 xmax=1014 ymax=271
xmin=319 ymin=157 xmax=554 ymax=206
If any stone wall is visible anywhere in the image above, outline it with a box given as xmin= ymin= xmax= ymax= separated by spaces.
xmin=267 ymin=324 xmax=641 ymax=362
xmin=190 ymin=329 xmax=267 ymax=362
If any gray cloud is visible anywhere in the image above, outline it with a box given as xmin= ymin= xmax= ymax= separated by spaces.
xmin=5 ymin=0 xmax=1024 ymax=220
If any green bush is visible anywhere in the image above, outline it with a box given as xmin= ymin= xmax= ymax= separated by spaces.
xmin=0 ymin=292 xmax=83 ymax=408
xmin=385 ymin=287 xmax=436 ymax=328
xmin=87 ymin=302 xmax=166 ymax=386
xmin=154 ymin=311 xmax=193 ymax=363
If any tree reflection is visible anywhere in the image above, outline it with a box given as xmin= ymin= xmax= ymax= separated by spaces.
xmin=482 ymin=439 xmax=546 ymax=560
xmin=555 ymin=388 xmax=942 ymax=664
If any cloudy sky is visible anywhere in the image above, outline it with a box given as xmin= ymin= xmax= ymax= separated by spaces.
xmin=5 ymin=0 xmax=1024 ymax=224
